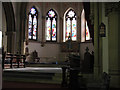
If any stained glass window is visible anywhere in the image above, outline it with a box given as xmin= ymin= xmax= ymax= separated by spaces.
xmin=64 ymin=9 xmax=77 ymax=42
xmin=72 ymin=18 xmax=77 ymax=40
xmin=28 ymin=6 xmax=38 ymax=40
xmin=81 ymin=9 xmax=90 ymax=42
xmin=46 ymin=9 xmax=57 ymax=42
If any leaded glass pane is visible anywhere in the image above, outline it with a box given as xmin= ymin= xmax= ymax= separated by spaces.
xmin=33 ymin=16 xmax=37 ymax=40
xmin=52 ymin=18 xmax=56 ymax=41
xmin=28 ymin=14 xmax=32 ymax=39
xmin=30 ymin=7 xmax=36 ymax=15
xmin=66 ymin=18 xmax=71 ymax=41
xmin=46 ymin=9 xmax=57 ymax=41
xmin=28 ymin=7 xmax=38 ymax=40
xmin=28 ymin=28 xmax=32 ymax=39
xmin=48 ymin=10 xmax=55 ymax=18
xmin=64 ymin=9 xmax=77 ymax=42
xmin=72 ymin=18 xmax=77 ymax=41
xmin=46 ymin=18 xmax=51 ymax=40
xmin=86 ymin=21 xmax=90 ymax=40
xmin=68 ymin=10 xmax=75 ymax=18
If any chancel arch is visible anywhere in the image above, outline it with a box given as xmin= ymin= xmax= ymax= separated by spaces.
xmin=3 ymin=2 xmax=120 ymax=89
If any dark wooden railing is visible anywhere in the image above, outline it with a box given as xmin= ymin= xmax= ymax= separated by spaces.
xmin=2 ymin=52 xmax=26 ymax=69
xmin=61 ymin=54 xmax=80 ymax=88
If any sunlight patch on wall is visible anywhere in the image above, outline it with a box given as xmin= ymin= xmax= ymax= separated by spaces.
xmin=0 ymin=31 xmax=2 ymax=48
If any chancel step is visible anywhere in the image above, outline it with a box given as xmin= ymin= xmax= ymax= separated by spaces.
xmin=3 ymin=67 xmax=62 ymax=84
xmin=3 ymin=71 xmax=55 ymax=80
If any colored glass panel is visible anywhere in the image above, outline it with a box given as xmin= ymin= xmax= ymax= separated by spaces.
xmin=68 ymin=10 xmax=75 ymax=18
xmin=28 ymin=7 xmax=38 ymax=40
xmin=28 ymin=14 xmax=32 ymax=39
xmin=64 ymin=9 xmax=77 ymax=42
xmin=46 ymin=9 xmax=57 ymax=41
xmin=33 ymin=16 xmax=37 ymax=40
xmin=48 ymin=10 xmax=55 ymax=18
xmin=52 ymin=18 xmax=56 ymax=41
xmin=30 ymin=7 xmax=36 ymax=15
xmin=66 ymin=18 xmax=71 ymax=41
xmin=72 ymin=18 xmax=77 ymax=41
xmin=86 ymin=21 xmax=90 ymax=40
xmin=46 ymin=18 xmax=51 ymax=41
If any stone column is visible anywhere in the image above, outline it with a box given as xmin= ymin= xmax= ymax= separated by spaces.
xmin=41 ymin=3 xmax=45 ymax=46
xmin=105 ymin=2 xmax=120 ymax=88
xmin=93 ymin=2 xmax=103 ymax=79
xmin=101 ymin=3 xmax=109 ymax=73
xmin=93 ymin=2 xmax=100 ymax=78
xmin=60 ymin=16 xmax=63 ymax=42
xmin=77 ymin=16 xmax=80 ymax=42
xmin=15 ymin=3 xmax=23 ymax=54
xmin=42 ymin=16 xmax=45 ymax=42
xmin=98 ymin=3 xmax=103 ymax=75
xmin=6 ymin=31 xmax=16 ymax=54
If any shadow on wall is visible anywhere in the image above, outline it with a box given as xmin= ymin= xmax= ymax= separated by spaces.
xmin=80 ymin=42 xmax=94 ymax=60
xmin=82 ymin=47 xmax=94 ymax=73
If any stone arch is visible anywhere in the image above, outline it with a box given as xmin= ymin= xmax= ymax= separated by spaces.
xmin=3 ymin=2 xmax=15 ymax=32
xmin=3 ymin=2 xmax=15 ymax=53
xmin=64 ymin=7 xmax=76 ymax=16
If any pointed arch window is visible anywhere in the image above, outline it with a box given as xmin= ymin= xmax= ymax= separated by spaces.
xmin=81 ymin=9 xmax=90 ymax=42
xmin=46 ymin=9 xmax=57 ymax=42
xmin=28 ymin=6 xmax=38 ymax=40
xmin=63 ymin=9 xmax=77 ymax=42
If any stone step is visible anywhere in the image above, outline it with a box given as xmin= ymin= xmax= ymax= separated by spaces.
xmin=3 ymin=69 xmax=62 ymax=84
xmin=3 ymin=71 xmax=55 ymax=80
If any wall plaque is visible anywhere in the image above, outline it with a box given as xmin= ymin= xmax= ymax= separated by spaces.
xmin=99 ymin=22 xmax=106 ymax=37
